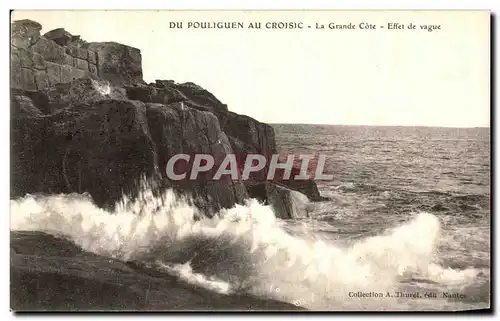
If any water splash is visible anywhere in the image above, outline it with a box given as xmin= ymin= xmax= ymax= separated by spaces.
xmin=91 ymin=79 xmax=111 ymax=96
xmin=10 ymin=188 xmax=482 ymax=310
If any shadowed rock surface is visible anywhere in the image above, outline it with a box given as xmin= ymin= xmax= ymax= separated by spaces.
xmin=9 ymin=18 xmax=327 ymax=313
xmin=11 ymin=231 xmax=304 ymax=311
xmin=11 ymin=18 xmax=325 ymax=216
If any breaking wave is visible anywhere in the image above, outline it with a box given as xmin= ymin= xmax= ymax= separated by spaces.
xmin=10 ymin=188 xmax=483 ymax=310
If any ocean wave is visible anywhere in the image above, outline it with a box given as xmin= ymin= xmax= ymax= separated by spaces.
xmin=10 ymin=188 xmax=484 ymax=310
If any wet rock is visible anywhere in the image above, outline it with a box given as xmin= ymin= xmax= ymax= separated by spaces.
xmin=247 ymin=182 xmax=310 ymax=219
xmin=10 ymin=231 xmax=304 ymax=311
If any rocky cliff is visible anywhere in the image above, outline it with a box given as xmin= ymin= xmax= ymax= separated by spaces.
xmin=10 ymin=19 xmax=326 ymax=219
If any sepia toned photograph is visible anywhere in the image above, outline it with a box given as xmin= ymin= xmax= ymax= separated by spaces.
xmin=9 ymin=10 xmax=490 ymax=311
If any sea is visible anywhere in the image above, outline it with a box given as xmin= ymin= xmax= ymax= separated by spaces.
xmin=10 ymin=124 xmax=491 ymax=311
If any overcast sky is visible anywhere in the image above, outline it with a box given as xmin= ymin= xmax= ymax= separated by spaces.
xmin=12 ymin=10 xmax=490 ymax=127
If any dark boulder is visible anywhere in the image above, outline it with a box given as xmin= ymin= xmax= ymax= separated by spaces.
xmin=246 ymin=182 xmax=310 ymax=219
xmin=274 ymin=165 xmax=329 ymax=202
xmin=281 ymin=178 xmax=327 ymax=202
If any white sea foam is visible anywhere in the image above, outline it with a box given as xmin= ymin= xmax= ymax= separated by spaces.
xmin=10 ymin=188 xmax=481 ymax=310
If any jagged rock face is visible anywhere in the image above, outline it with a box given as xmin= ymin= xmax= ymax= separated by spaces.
xmin=87 ymin=42 xmax=144 ymax=86
xmin=126 ymin=80 xmax=276 ymax=182
xmin=128 ymin=81 xmax=229 ymax=115
xmin=10 ymin=19 xmax=325 ymax=218
xmin=11 ymin=20 xmax=143 ymax=92
xmin=171 ymin=82 xmax=229 ymax=114
xmin=219 ymin=112 xmax=277 ymax=181
xmin=125 ymin=84 xmax=185 ymax=106
xmin=146 ymin=102 xmax=247 ymax=211
xmin=41 ymin=77 xmax=127 ymax=114
xmin=11 ymin=20 xmax=97 ymax=91
xmin=10 ymin=86 xmax=247 ymax=212
xmin=223 ymin=112 xmax=276 ymax=155
xmin=11 ymin=95 xmax=159 ymax=208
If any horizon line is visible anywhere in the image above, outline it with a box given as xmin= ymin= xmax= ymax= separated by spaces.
xmin=268 ymin=123 xmax=491 ymax=129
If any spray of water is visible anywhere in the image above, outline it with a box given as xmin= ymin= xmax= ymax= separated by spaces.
xmin=91 ymin=79 xmax=111 ymax=96
xmin=10 ymin=188 xmax=481 ymax=310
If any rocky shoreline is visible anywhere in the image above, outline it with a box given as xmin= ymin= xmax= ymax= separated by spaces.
xmin=11 ymin=19 xmax=327 ymax=219
xmin=11 ymin=231 xmax=304 ymax=311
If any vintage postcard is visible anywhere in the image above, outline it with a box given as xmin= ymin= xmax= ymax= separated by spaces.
xmin=10 ymin=10 xmax=490 ymax=311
